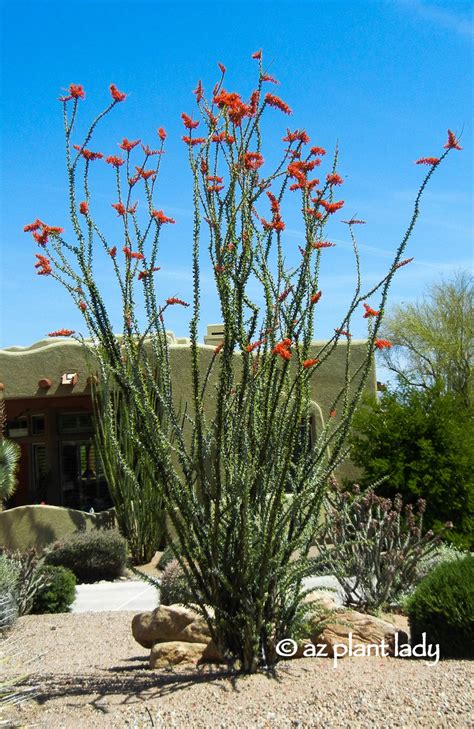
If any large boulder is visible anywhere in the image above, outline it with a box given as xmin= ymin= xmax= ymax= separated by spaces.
xmin=311 ymin=609 xmax=409 ymax=658
xmin=132 ymin=604 xmax=211 ymax=649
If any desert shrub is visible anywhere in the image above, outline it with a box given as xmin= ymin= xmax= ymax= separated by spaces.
xmin=157 ymin=545 xmax=175 ymax=571
xmin=45 ymin=529 xmax=127 ymax=583
xmin=0 ymin=553 xmax=20 ymax=594
xmin=0 ymin=549 xmax=49 ymax=616
xmin=31 ymin=566 xmax=76 ymax=614
xmin=415 ymin=542 xmax=466 ymax=582
xmin=318 ymin=485 xmax=444 ymax=612
xmin=160 ymin=559 xmax=194 ymax=606
xmin=405 ymin=555 xmax=474 ymax=658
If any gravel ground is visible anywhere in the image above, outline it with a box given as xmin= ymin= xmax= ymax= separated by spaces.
xmin=2 ymin=611 xmax=472 ymax=728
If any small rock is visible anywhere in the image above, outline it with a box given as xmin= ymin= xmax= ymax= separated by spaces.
xmin=149 ymin=640 xmax=208 ymax=669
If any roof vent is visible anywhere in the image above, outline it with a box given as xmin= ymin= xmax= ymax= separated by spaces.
xmin=61 ymin=372 xmax=78 ymax=386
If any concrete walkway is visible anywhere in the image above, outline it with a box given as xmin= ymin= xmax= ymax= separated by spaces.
xmin=71 ymin=576 xmax=343 ymax=613
xmin=72 ymin=580 xmax=158 ymax=613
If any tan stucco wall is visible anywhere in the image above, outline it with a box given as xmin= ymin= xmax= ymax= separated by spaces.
xmin=0 ymin=334 xmax=375 ymax=413
xmin=0 ymin=505 xmax=116 ymax=552
xmin=0 ymin=333 xmax=375 ymax=485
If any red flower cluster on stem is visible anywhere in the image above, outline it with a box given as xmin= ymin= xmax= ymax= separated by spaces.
xmin=119 ymin=138 xmax=140 ymax=152
xmin=416 ymin=157 xmax=440 ymax=166
xmin=110 ymin=84 xmax=126 ymax=102
xmin=106 ymin=155 xmax=125 ymax=167
xmin=303 ymin=358 xmax=320 ymax=369
xmin=312 ymin=241 xmax=336 ymax=250
xmin=264 ymin=93 xmax=292 ymax=115
xmin=243 ymin=152 xmax=264 ymax=171
xmin=48 ymin=329 xmax=75 ymax=337
xmin=213 ymin=89 xmax=251 ymax=126
xmin=444 ymin=129 xmax=462 ymax=150
xmin=262 ymin=191 xmax=285 ymax=232
xmin=166 ymin=297 xmax=189 ymax=307
xmin=152 ymin=210 xmax=175 ymax=224
xmin=363 ymin=303 xmax=380 ymax=318
xmin=272 ymin=339 xmax=292 ymax=361
xmin=374 ymin=338 xmax=392 ymax=350
xmin=283 ymin=129 xmax=310 ymax=144
xmin=34 ymin=253 xmax=52 ymax=275
xmin=73 ymin=145 xmax=103 ymax=161
xmin=24 ymin=220 xmax=63 ymax=246
xmin=59 ymin=83 xmax=85 ymax=102
xmin=181 ymin=113 xmax=199 ymax=130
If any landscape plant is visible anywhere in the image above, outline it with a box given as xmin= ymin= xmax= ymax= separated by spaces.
xmin=0 ymin=399 xmax=20 ymax=506
xmin=405 ymin=555 xmax=474 ymax=658
xmin=93 ymin=379 xmax=166 ymax=564
xmin=31 ymin=565 xmax=76 ymax=614
xmin=349 ymin=385 xmax=473 ymax=548
xmin=318 ymin=484 xmax=447 ymax=612
xmin=23 ymin=57 xmax=462 ymax=671
xmin=44 ymin=529 xmax=127 ymax=583
xmin=0 ymin=549 xmax=49 ymax=617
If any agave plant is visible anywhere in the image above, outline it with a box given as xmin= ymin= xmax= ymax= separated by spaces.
xmin=0 ymin=439 xmax=20 ymax=504
xmin=0 ymin=399 xmax=20 ymax=504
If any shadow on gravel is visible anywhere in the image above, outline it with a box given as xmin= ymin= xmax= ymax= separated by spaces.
xmin=15 ymin=663 xmax=246 ymax=708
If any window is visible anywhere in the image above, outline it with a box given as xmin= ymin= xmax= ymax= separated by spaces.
xmin=60 ymin=441 xmax=110 ymax=511
xmin=7 ymin=417 xmax=28 ymax=438
xmin=31 ymin=415 xmax=46 ymax=435
xmin=58 ymin=412 xmax=93 ymax=433
xmin=31 ymin=444 xmax=48 ymax=502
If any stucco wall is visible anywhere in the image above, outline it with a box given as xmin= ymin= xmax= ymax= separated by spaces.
xmin=0 ymin=505 xmax=116 ymax=552
xmin=0 ymin=335 xmax=376 ymax=415
xmin=0 ymin=334 xmax=375 ymax=486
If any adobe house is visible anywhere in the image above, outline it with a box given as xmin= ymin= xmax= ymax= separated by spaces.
xmin=0 ymin=326 xmax=376 ymax=512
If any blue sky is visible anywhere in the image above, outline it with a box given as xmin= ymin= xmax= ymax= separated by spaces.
xmin=0 ymin=0 xmax=472 ymax=357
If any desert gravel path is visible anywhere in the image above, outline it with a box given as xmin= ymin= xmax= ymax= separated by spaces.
xmin=2 ymin=611 xmax=472 ymax=728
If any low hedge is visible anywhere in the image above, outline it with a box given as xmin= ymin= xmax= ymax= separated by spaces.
xmin=405 ymin=554 xmax=474 ymax=659
xmin=45 ymin=529 xmax=127 ymax=583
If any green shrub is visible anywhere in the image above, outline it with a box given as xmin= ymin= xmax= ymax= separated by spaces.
xmin=349 ymin=387 xmax=473 ymax=550
xmin=45 ymin=529 xmax=127 ymax=583
xmin=405 ymin=555 xmax=474 ymax=659
xmin=31 ymin=565 xmax=76 ymax=614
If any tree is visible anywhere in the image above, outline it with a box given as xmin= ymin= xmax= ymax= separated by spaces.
xmin=380 ymin=270 xmax=473 ymax=404
xmin=349 ymin=386 xmax=473 ymax=550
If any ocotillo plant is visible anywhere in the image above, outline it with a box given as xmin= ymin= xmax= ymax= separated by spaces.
xmin=93 ymin=376 xmax=166 ymax=564
xmin=24 ymin=55 xmax=461 ymax=671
